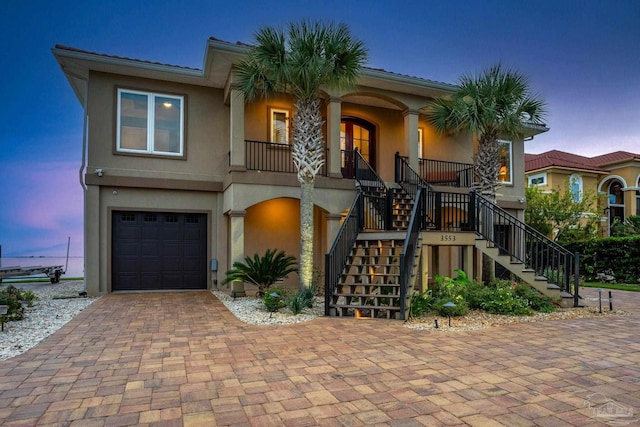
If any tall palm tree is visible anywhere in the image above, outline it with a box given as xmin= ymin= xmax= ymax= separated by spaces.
xmin=236 ymin=21 xmax=367 ymax=290
xmin=424 ymin=64 xmax=547 ymax=200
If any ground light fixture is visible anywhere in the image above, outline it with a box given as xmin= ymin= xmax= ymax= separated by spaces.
xmin=269 ymin=292 xmax=280 ymax=318
xmin=0 ymin=305 xmax=8 ymax=332
xmin=443 ymin=301 xmax=456 ymax=327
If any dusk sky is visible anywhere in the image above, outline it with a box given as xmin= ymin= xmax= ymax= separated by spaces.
xmin=0 ymin=0 xmax=638 ymax=257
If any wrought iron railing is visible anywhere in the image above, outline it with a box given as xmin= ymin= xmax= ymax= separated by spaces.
xmin=324 ymin=192 xmax=363 ymax=315
xmin=354 ymin=150 xmax=391 ymax=230
xmin=399 ymin=186 xmax=425 ymax=320
xmin=245 ymin=140 xmax=327 ymax=175
xmin=419 ymin=158 xmax=474 ymax=187
xmin=474 ymin=192 xmax=579 ymax=305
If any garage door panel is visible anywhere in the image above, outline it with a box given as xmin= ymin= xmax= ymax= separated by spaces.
xmin=113 ymin=211 xmax=207 ymax=291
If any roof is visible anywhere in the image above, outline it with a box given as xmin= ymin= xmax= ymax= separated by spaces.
xmin=525 ymin=149 xmax=640 ymax=174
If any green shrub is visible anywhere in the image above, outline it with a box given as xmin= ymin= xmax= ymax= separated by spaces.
xmin=568 ymin=236 xmax=640 ymax=284
xmin=286 ymin=287 xmax=316 ymax=315
xmin=480 ymin=284 xmax=532 ymax=316
xmin=297 ymin=286 xmax=316 ymax=309
xmin=432 ymin=297 xmax=469 ymax=317
xmin=512 ymin=283 xmax=555 ymax=313
xmin=223 ymin=249 xmax=298 ymax=296
xmin=263 ymin=288 xmax=286 ymax=313
xmin=409 ymin=290 xmax=431 ymax=318
xmin=0 ymin=285 xmax=39 ymax=320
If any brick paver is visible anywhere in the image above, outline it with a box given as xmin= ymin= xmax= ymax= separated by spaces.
xmin=0 ymin=286 xmax=639 ymax=426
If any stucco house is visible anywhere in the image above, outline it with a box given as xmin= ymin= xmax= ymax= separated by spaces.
xmin=53 ymin=38 xmax=576 ymax=318
xmin=525 ymin=150 xmax=640 ymax=237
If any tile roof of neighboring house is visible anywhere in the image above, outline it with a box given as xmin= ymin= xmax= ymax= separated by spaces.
xmin=525 ymin=149 xmax=640 ymax=173
xmin=54 ymin=44 xmax=202 ymax=71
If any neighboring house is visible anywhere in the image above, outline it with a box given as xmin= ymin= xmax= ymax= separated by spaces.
xmin=525 ymin=150 xmax=640 ymax=236
xmin=54 ymin=38 xmax=568 ymax=318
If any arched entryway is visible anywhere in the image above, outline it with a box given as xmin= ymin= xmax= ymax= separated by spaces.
xmin=341 ymin=117 xmax=376 ymax=178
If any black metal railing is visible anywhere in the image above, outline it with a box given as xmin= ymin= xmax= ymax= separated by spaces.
xmin=474 ymin=192 xmax=579 ymax=304
xmin=354 ymin=150 xmax=392 ymax=230
xmin=399 ymin=186 xmax=425 ymax=320
xmin=419 ymin=158 xmax=474 ymax=187
xmin=425 ymin=191 xmax=473 ymax=232
xmin=325 ymin=192 xmax=364 ymax=315
xmin=245 ymin=140 xmax=327 ymax=175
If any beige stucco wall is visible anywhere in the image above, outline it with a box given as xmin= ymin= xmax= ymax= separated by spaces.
xmin=87 ymin=71 xmax=229 ymax=183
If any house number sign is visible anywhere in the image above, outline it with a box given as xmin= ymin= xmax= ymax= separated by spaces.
xmin=440 ymin=234 xmax=456 ymax=242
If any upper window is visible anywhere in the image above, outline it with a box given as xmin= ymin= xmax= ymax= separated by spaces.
xmin=498 ymin=140 xmax=513 ymax=184
xmin=269 ymin=107 xmax=290 ymax=144
xmin=117 ymin=89 xmax=184 ymax=156
xmin=528 ymin=172 xmax=547 ymax=187
xmin=569 ymin=174 xmax=583 ymax=202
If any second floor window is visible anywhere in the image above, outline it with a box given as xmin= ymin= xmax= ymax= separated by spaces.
xmin=117 ymin=89 xmax=184 ymax=156
xmin=269 ymin=107 xmax=290 ymax=144
xmin=498 ymin=140 xmax=513 ymax=184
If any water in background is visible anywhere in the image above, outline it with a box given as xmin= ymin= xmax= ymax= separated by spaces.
xmin=0 ymin=257 xmax=84 ymax=280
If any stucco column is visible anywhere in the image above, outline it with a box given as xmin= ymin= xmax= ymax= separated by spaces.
xmin=326 ymin=97 xmax=342 ymax=178
xmin=462 ymin=245 xmax=474 ymax=279
xmin=325 ymin=213 xmax=343 ymax=250
xmin=229 ymin=87 xmax=246 ymax=172
xmin=403 ymin=109 xmax=420 ymax=171
xmin=85 ymin=185 xmax=101 ymax=296
xmin=421 ymin=244 xmax=429 ymax=292
xmin=227 ymin=210 xmax=246 ymax=296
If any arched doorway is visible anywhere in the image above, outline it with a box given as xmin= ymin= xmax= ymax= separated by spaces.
xmin=341 ymin=117 xmax=376 ymax=178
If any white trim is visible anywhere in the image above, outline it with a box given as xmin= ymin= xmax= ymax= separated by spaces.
xmin=597 ymin=175 xmax=628 ymax=193
xmin=269 ymin=107 xmax=290 ymax=144
xmin=528 ymin=172 xmax=547 ymax=186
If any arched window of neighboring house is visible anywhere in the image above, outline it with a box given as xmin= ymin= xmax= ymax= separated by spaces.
xmin=608 ymin=180 xmax=625 ymax=231
xmin=636 ymin=176 xmax=640 ymax=215
xmin=569 ymin=174 xmax=583 ymax=202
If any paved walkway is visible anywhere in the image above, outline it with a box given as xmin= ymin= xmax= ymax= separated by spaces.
xmin=0 ymin=288 xmax=639 ymax=427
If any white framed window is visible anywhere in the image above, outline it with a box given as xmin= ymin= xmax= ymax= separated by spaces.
xmin=569 ymin=174 xmax=583 ymax=202
xmin=498 ymin=140 xmax=513 ymax=184
xmin=117 ymin=89 xmax=184 ymax=156
xmin=528 ymin=172 xmax=547 ymax=186
xmin=269 ymin=107 xmax=290 ymax=144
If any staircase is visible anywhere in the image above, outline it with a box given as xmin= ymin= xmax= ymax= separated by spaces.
xmin=328 ymin=235 xmax=406 ymax=319
xmin=474 ymin=240 xmax=577 ymax=307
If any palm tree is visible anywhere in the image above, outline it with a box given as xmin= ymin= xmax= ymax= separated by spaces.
xmin=223 ymin=249 xmax=298 ymax=297
xmin=236 ymin=21 xmax=367 ymax=290
xmin=424 ymin=64 xmax=547 ymax=200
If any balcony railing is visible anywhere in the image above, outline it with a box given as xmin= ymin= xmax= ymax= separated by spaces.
xmin=419 ymin=158 xmax=474 ymax=187
xmin=245 ymin=140 xmax=327 ymax=176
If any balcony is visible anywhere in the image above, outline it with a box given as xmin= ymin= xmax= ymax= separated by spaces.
xmin=244 ymin=140 xmax=329 ymax=176
xmin=419 ymin=158 xmax=474 ymax=188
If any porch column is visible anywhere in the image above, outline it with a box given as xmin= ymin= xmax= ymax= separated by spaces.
xmin=421 ymin=244 xmax=429 ymax=292
xmin=327 ymin=97 xmax=342 ymax=178
xmin=403 ymin=109 xmax=420 ymax=171
xmin=462 ymin=245 xmax=474 ymax=278
xmin=227 ymin=210 xmax=247 ymax=296
xmin=325 ymin=213 xmax=343 ymax=250
xmin=229 ymin=87 xmax=246 ymax=172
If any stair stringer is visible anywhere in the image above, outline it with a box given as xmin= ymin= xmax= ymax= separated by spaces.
xmin=474 ymin=238 xmax=575 ymax=308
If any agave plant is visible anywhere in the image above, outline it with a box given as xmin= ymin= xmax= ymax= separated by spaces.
xmin=223 ymin=249 xmax=298 ymax=296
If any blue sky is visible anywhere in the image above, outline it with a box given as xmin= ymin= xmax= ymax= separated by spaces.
xmin=0 ymin=0 xmax=638 ymax=256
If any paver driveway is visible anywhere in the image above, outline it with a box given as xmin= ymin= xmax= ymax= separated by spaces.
xmin=1 ymin=288 xmax=639 ymax=426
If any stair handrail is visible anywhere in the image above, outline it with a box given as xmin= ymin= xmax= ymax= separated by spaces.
xmin=399 ymin=186 xmax=425 ymax=320
xmin=324 ymin=191 xmax=364 ymax=315
xmin=354 ymin=150 xmax=392 ymax=229
xmin=474 ymin=191 xmax=579 ymax=303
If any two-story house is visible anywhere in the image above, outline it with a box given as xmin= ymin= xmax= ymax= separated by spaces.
xmin=525 ymin=150 xmax=640 ymax=237
xmin=54 ymin=38 xmax=573 ymax=319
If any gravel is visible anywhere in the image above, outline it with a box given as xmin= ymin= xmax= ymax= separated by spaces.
xmin=0 ymin=281 xmax=98 ymax=361
xmin=213 ymin=291 xmax=324 ymax=325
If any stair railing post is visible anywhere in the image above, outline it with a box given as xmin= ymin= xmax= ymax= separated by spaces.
xmin=324 ymin=253 xmax=331 ymax=315
xmin=386 ymin=190 xmax=393 ymax=230
xmin=468 ymin=191 xmax=476 ymax=232
xmin=434 ymin=192 xmax=442 ymax=231
xmin=395 ymin=151 xmax=401 ymax=183
xmin=574 ymin=252 xmax=580 ymax=307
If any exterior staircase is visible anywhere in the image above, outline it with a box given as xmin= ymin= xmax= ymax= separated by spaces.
xmin=328 ymin=235 xmax=406 ymax=319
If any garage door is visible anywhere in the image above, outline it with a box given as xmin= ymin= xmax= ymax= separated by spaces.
xmin=112 ymin=211 xmax=207 ymax=291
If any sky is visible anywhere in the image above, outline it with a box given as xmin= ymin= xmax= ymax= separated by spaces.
xmin=0 ymin=0 xmax=638 ymax=257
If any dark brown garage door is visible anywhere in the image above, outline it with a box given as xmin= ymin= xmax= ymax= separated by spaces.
xmin=112 ymin=211 xmax=207 ymax=291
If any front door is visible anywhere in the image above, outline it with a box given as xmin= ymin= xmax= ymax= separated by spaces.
xmin=341 ymin=118 xmax=375 ymax=178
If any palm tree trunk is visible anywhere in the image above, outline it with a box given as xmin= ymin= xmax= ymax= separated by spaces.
xmin=292 ymin=98 xmax=325 ymax=290
xmin=474 ymin=136 xmax=501 ymax=203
